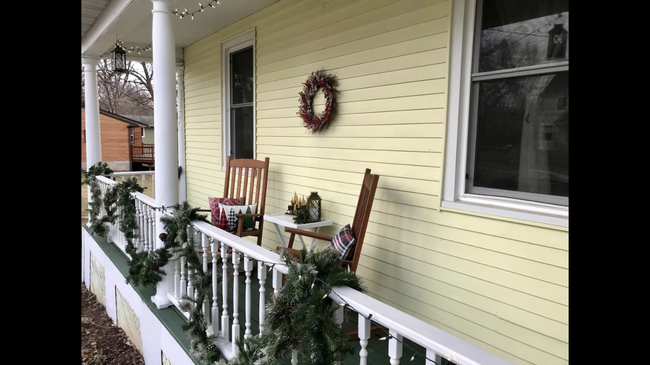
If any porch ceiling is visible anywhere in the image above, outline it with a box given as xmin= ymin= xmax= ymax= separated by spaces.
xmin=81 ymin=0 xmax=278 ymax=63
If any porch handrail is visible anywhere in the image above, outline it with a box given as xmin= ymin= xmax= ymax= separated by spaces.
xmin=181 ymin=217 xmax=512 ymax=365
xmin=329 ymin=286 xmax=512 ymax=365
xmin=110 ymin=171 xmax=155 ymax=177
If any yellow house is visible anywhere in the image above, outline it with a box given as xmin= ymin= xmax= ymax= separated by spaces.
xmin=82 ymin=1 xmax=568 ymax=364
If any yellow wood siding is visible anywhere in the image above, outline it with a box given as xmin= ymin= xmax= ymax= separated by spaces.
xmin=182 ymin=1 xmax=568 ymax=364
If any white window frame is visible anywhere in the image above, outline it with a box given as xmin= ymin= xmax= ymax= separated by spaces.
xmin=141 ymin=127 xmax=145 ymax=138
xmin=221 ymin=29 xmax=256 ymax=170
xmin=442 ymin=0 xmax=568 ymax=227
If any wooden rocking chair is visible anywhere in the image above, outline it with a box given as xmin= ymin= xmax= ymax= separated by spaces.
xmin=199 ymin=156 xmax=270 ymax=247
xmin=276 ymin=168 xmax=381 ymax=340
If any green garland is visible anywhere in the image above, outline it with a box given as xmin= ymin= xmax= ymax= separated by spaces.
xmin=82 ymin=162 xmax=115 ymax=237
xmin=84 ymin=163 xmax=220 ymax=364
xmin=217 ymin=247 xmax=365 ymax=365
xmin=126 ymin=202 xmax=218 ymax=364
xmin=292 ymin=205 xmax=310 ymax=225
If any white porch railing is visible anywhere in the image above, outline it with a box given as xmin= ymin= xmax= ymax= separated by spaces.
xmin=90 ymin=177 xmax=512 ymax=365
xmin=95 ymin=175 xmax=157 ymax=257
xmin=165 ymin=219 xmax=513 ymax=365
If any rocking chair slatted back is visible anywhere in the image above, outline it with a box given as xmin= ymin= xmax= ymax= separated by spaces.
xmin=349 ymin=168 xmax=379 ymax=273
xmin=224 ymin=156 xmax=269 ymax=212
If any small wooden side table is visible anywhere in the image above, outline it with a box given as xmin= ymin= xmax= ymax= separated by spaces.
xmin=263 ymin=213 xmax=333 ymax=252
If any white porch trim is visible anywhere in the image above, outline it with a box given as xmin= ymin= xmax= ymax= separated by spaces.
xmin=176 ymin=63 xmax=187 ymax=204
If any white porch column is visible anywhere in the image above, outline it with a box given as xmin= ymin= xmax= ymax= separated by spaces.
xmin=176 ymin=64 xmax=186 ymax=203
xmin=151 ymin=0 xmax=179 ymax=309
xmin=83 ymin=56 xmax=101 ymax=225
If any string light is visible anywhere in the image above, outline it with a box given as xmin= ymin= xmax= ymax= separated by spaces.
xmin=172 ymin=1 xmax=221 ymax=20
xmin=114 ymin=39 xmax=152 ymax=55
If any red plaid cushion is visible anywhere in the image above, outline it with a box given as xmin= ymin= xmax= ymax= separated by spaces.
xmin=329 ymin=224 xmax=356 ymax=261
xmin=208 ymin=197 xmax=245 ymax=225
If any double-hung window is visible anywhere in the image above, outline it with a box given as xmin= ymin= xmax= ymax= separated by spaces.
xmin=222 ymin=31 xmax=255 ymax=167
xmin=444 ymin=0 xmax=569 ymax=226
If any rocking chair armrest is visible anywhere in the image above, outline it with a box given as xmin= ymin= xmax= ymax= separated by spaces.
xmin=234 ymin=213 xmax=262 ymax=218
xmin=340 ymin=259 xmax=354 ymax=266
xmin=284 ymin=227 xmax=334 ymax=242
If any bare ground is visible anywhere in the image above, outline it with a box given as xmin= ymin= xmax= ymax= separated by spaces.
xmin=81 ymin=283 xmax=145 ymax=365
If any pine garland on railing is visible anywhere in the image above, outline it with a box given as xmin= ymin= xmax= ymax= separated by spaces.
xmin=216 ymin=247 xmax=365 ymax=365
xmin=82 ymin=162 xmax=115 ymax=237
xmin=124 ymin=202 xmax=219 ymax=364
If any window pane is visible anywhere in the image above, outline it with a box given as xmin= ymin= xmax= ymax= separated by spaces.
xmin=230 ymin=106 xmax=254 ymax=159
xmin=471 ymin=72 xmax=568 ymax=201
xmin=230 ymin=46 xmax=253 ymax=105
xmin=478 ymin=0 xmax=569 ymax=72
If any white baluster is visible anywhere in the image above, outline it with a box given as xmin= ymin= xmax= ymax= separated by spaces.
xmin=202 ymin=233 xmax=208 ymax=272
xmin=180 ymin=256 xmax=187 ymax=296
xmin=426 ymin=348 xmax=443 ymax=365
xmin=174 ymin=259 xmax=180 ymax=299
xmin=121 ymin=175 xmax=125 ymax=182
xmin=291 ymin=351 xmax=298 ymax=365
xmin=187 ymin=268 xmax=194 ymax=300
xmin=333 ymin=306 xmax=344 ymax=365
xmin=212 ymin=239 xmax=219 ymax=335
xmin=221 ymin=243 xmax=230 ymax=341
xmin=152 ymin=174 xmax=155 ymax=198
xmin=244 ymin=256 xmax=252 ymax=340
xmin=141 ymin=174 xmax=146 ymax=193
xmin=232 ymin=249 xmax=240 ymax=355
xmin=134 ymin=200 xmax=140 ymax=250
xmin=257 ymin=261 xmax=267 ymax=335
xmin=201 ymin=233 xmax=210 ymax=317
xmin=272 ymin=268 xmax=283 ymax=297
xmin=358 ymin=314 xmax=371 ymax=365
xmin=388 ymin=329 xmax=403 ymax=365
xmin=149 ymin=206 xmax=155 ymax=251
xmin=142 ymin=202 xmax=148 ymax=251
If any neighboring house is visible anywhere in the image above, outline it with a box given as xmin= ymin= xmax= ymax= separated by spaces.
xmin=81 ymin=103 xmax=150 ymax=171
xmin=124 ymin=115 xmax=155 ymax=144
xmin=124 ymin=115 xmax=155 ymax=170
xmin=82 ymin=1 xmax=568 ymax=365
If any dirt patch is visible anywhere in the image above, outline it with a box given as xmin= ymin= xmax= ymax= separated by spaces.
xmin=81 ymin=283 xmax=145 ymax=365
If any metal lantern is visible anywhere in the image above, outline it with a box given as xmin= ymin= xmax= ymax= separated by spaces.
xmin=547 ymin=23 xmax=568 ymax=59
xmin=111 ymin=44 xmax=128 ymax=73
xmin=307 ymin=191 xmax=322 ymax=223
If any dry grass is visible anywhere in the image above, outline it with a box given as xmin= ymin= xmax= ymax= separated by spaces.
xmin=81 ymin=171 xmax=154 ymax=227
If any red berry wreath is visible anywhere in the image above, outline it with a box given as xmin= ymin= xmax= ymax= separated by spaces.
xmin=298 ymin=69 xmax=339 ymax=133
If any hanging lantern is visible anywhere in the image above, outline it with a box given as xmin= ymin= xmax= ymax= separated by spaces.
xmin=547 ymin=23 xmax=568 ymax=59
xmin=111 ymin=43 xmax=128 ymax=74
xmin=307 ymin=191 xmax=322 ymax=223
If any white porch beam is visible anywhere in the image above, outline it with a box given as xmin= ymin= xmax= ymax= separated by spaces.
xmin=176 ymin=64 xmax=186 ymax=203
xmin=151 ymin=0 xmax=179 ymax=309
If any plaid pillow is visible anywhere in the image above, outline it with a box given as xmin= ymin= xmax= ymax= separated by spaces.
xmin=208 ymin=197 xmax=245 ymax=226
xmin=329 ymin=224 xmax=356 ymax=261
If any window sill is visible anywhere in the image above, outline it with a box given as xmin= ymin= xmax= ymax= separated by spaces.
xmin=441 ymin=197 xmax=568 ymax=228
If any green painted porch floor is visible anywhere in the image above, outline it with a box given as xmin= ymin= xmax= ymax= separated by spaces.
xmin=88 ymin=228 xmax=430 ymax=364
